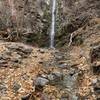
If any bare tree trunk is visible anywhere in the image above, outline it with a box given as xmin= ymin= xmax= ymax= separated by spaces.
xmin=7 ymin=0 xmax=20 ymax=40
xmin=8 ymin=0 xmax=17 ymax=24
xmin=8 ymin=0 xmax=16 ymax=19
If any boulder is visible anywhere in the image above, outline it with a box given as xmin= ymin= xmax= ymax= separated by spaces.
xmin=35 ymin=77 xmax=49 ymax=87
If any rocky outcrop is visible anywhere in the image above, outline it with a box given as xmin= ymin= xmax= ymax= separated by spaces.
xmin=0 ymin=0 xmax=100 ymax=47
xmin=0 ymin=42 xmax=32 ymax=68
xmin=55 ymin=0 xmax=100 ymax=47
xmin=0 ymin=0 xmax=51 ymax=46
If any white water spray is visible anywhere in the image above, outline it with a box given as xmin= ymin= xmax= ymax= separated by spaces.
xmin=50 ymin=0 xmax=56 ymax=48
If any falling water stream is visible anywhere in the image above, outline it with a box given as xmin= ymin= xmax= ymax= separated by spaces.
xmin=50 ymin=0 xmax=56 ymax=48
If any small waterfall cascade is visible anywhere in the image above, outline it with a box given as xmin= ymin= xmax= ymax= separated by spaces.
xmin=50 ymin=0 xmax=56 ymax=48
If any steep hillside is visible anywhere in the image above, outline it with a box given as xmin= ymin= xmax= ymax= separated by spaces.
xmin=0 ymin=0 xmax=100 ymax=100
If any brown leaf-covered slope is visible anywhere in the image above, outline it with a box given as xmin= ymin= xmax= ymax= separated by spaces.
xmin=0 ymin=0 xmax=100 ymax=99
xmin=0 ymin=18 xmax=100 ymax=99
xmin=0 ymin=42 xmax=55 ymax=100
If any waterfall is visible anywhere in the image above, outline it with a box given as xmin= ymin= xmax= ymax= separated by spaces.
xmin=50 ymin=0 xmax=56 ymax=48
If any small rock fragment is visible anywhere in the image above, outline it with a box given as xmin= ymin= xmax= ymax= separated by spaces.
xmin=12 ymin=82 xmax=21 ymax=93
xmin=48 ymin=74 xmax=55 ymax=81
xmin=35 ymin=77 xmax=49 ymax=86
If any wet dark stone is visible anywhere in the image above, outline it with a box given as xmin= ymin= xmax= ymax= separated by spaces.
xmin=92 ymin=65 xmax=100 ymax=75
xmin=72 ymin=34 xmax=84 ymax=46
xmin=90 ymin=45 xmax=100 ymax=63
xmin=21 ymin=94 xmax=35 ymax=100
xmin=94 ymin=86 xmax=100 ymax=94
xmin=38 ymin=61 xmax=43 ymax=64
xmin=66 ymin=23 xmax=77 ymax=33
xmin=35 ymin=85 xmax=44 ymax=92
xmin=13 ymin=59 xmax=20 ymax=63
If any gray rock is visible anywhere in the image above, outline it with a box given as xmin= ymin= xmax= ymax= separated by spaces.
xmin=47 ymin=72 xmax=63 ymax=85
xmin=58 ymin=63 xmax=68 ymax=68
xmin=7 ymin=43 xmax=32 ymax=56
xmin=12 ymin=82 xmax=21 ymax=93
xmin=11 ymin=52 xmax=21 ymax=63
xmin=0 ymin=82 xmax=7 ymax=96
xmin=63 ymin=72 xmax=78 ymax=90
xmin=71 ymin=95 xmax=78 ymax=100
xmin=54 ymin=53 xmax=64 ymax=60
xmin=48 ymin=74 xmax=55 ymax=81
xmin=0 ymin=60 xmax=7 ymax=64
xmin=35 ymin=77 xmax=49 ymax=86
xmin=21 ymin=74 xmax=30 ymax=80
xmin=0 ymin=53 xmax=10 ymax=60
xmin=41 ymin=74 xmax=47 ymax=78
xmin=53 ymin=71 xmax=63 ymax=78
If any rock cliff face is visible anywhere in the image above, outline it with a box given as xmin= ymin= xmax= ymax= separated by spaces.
xmin=0 ymin=0 xmax=100 ymax=47
xmin=55 ymin=0 xmax=100 ymax=47
xmin=0 ymin=0 xmax=51 ymax=47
